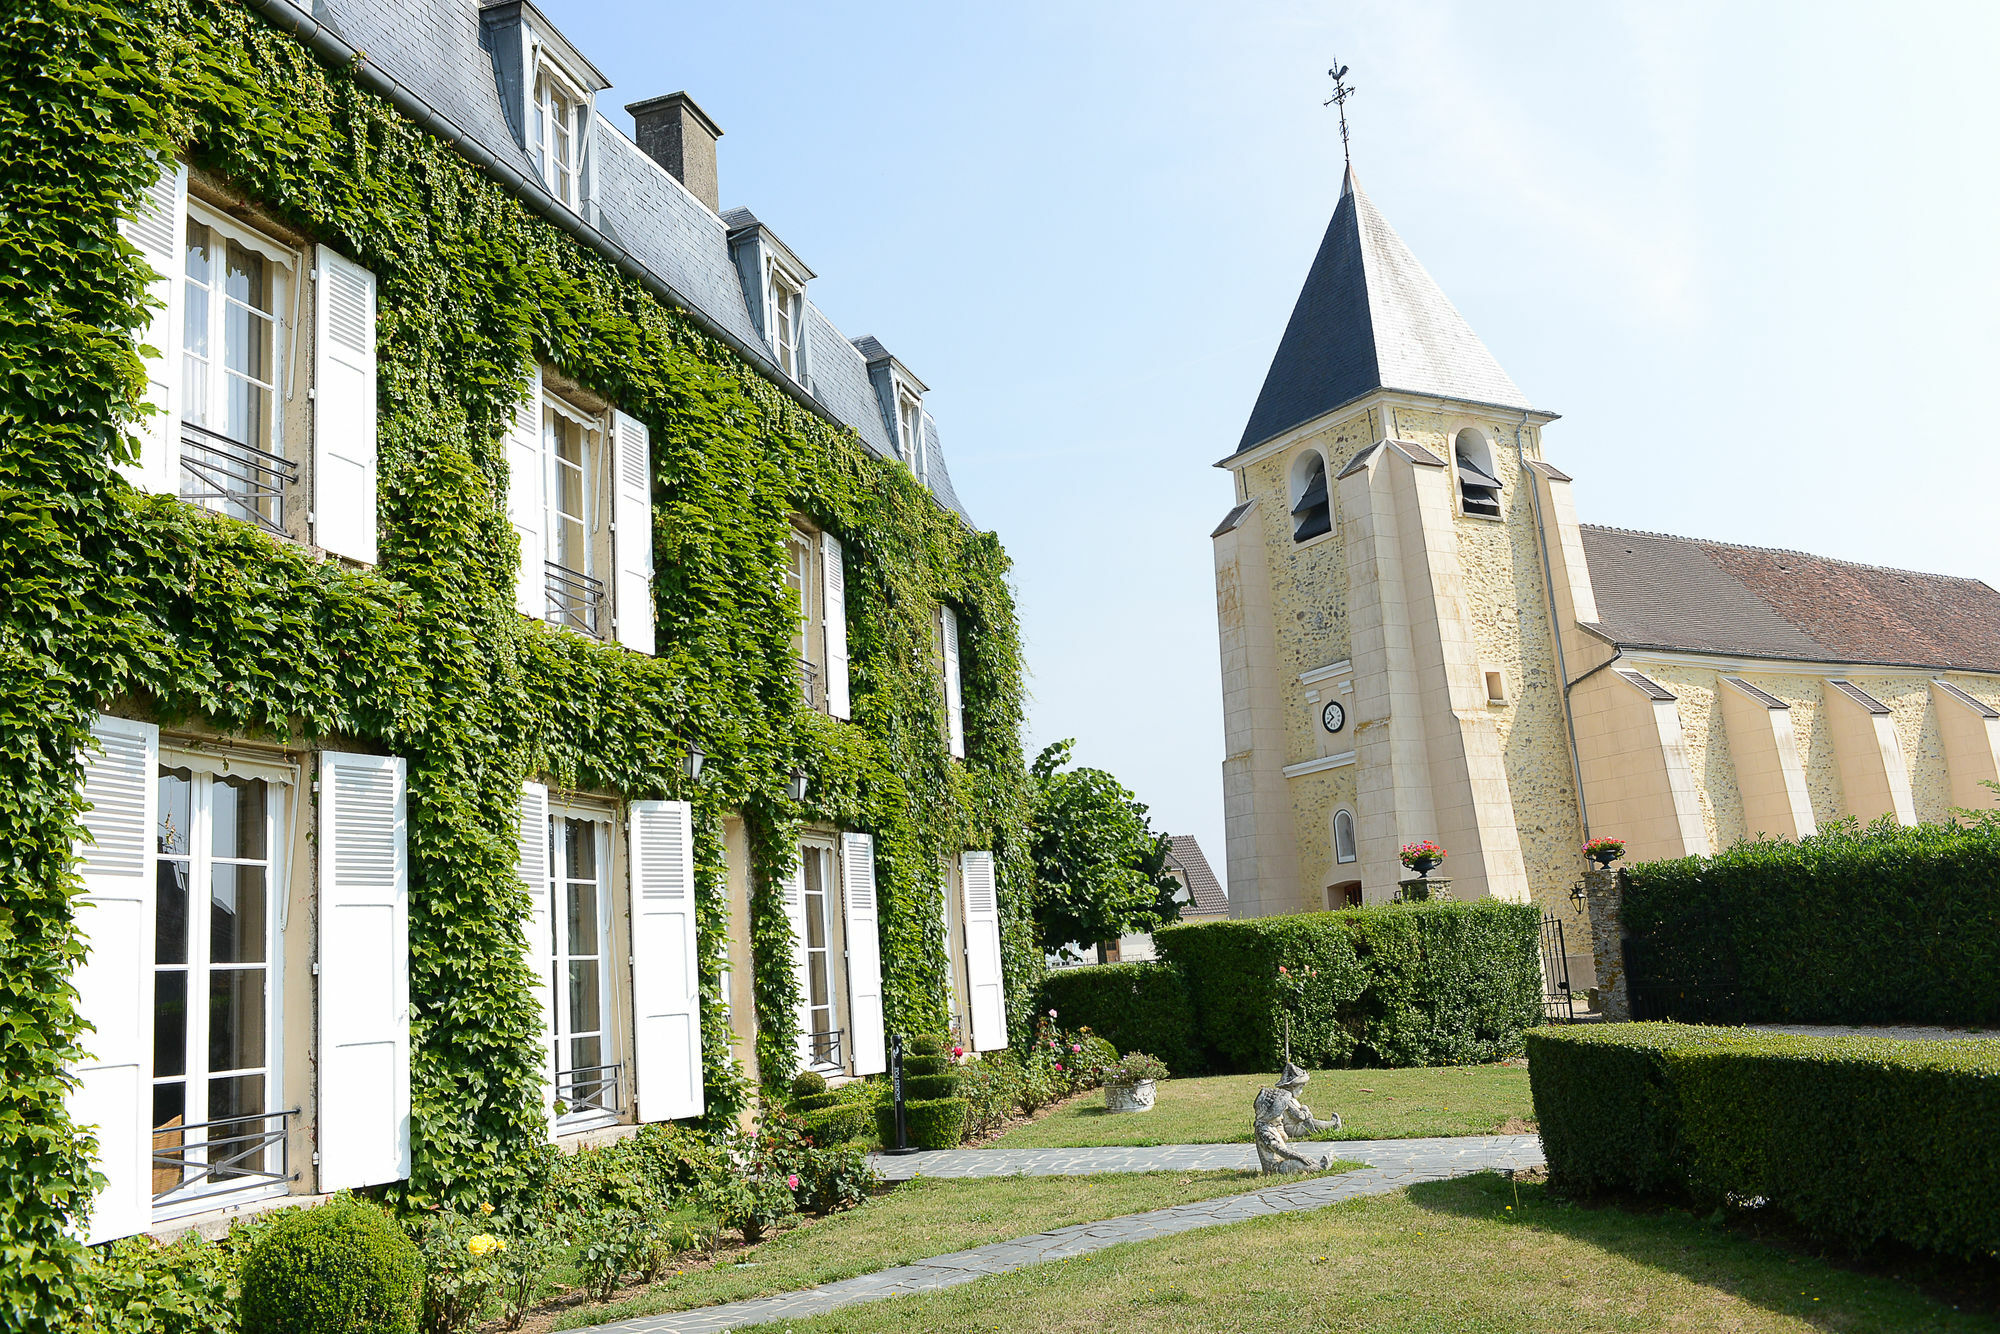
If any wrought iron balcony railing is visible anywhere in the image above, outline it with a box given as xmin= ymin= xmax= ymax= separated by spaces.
xmin=545 ymin=562 xmax=606 ymax=637
xmin=797 ymin=657 xmax=820 ymax=709
xmin=152 ymin=1107 xmax=298 ymax=1201
xmin=555 ymin=1061 xmax=622 ymax=1119
xmin=808 ymin=1027 xmax=844 ymax=1069
xmin=180 ymin=421 xmax=297 ymax=536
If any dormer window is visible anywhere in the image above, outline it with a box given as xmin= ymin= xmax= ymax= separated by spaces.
xmin=769 ymin=268 xmax=803 ymax=381
xmin=898 ymin=394 xmax=925 ymax=480
xmin=1454 ymin=427 xmax=1502 ymax=518
xmin=532 ymin=68 xmax=584 ymax=208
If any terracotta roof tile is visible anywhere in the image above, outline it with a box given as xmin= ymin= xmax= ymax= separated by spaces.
xmin=1581 ymin=526 xmax=2000 ymax=674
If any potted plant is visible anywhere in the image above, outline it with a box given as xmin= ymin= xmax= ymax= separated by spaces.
xmin=1400 ymin=840 xmax=1446 ymax=877
xmin=1583 ymin=836 xmax=1626 ymax=868
xmin=1098 ymin=1052 xmax=1169 ymax=1113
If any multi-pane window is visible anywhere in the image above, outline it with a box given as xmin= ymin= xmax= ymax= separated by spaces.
xmin=785 ymin=528 xmax=821 ymax=708
xmin=152 ymin=769 xmax=277 ymax=1208
xmin=802 ymin=846 xmax=840 ymax=1068
xmin=532 ymin=72 xmax=583 ymax=209
xmin=769 ymin=273 xmax=801 ymax=380
xmin=898 ymin=395 xmax=924 ymax=480
xmin=546 ymin=812 xmax=616 ymax=1125
xmin=544 ymin=398 xmax=604 ymax=635
xmin=182 ymin=212 xmax=292 ymax=530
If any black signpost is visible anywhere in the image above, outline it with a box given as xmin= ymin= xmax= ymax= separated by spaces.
xmin=885 ymin=1033 xmax=916 ymax=1155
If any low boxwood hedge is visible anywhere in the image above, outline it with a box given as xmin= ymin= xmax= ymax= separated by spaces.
xmin=1528 ymin=1024 xmax=2000 ymax=1262
xmin=1038 ymin=962 xmax=1201 ymax=1073
xmin=1151 ymin=900 xmax=1542 ymax=1072
xmin=874 ymin=1097 xmax=969 ymax=1149
xmin=800 ymin=1103 xmax=872 ymax=1147
xmin=901 ymin=1072 xmax=961 ymax=1102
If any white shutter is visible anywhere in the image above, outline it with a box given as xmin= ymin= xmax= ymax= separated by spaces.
xmin=317 ymin=751 xmax=410 ymax=1191
xmin=782 ymin=856 xmax=813 ymax=1070
xmin=508 ymin=367 xmax=545 ymax=618
xmin=961 ymin=851 xmax=1007 ymax=1052
xmin=67 ymin=716 xmax=159 ymax=1244
xmin=821 ymin=532 xmax=850 ymax=720
xmin=940 ymin=605 xmax=965 ymax=760
xmin=313 ymin=245 xmax=379 ymax=564
xmin=516 ymin=782 xmax=556 ymax=1133
xmin=841 ymin=832 xmax=886 ymax=1076
xmin=118 ymin=159 xmax=184 ymax=494
xmin=628 ymin=800 xmax=703 ymax=1122
xmin=610 ymin=410 xmax=655 ymax=654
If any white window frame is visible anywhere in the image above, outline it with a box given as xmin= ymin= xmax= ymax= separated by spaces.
xmin=768 ymin=266 xmax=804 ymax=382
xmin=180 ymin=200 xmax=297 ymax=527
xmin=801 ymin=842 xmax=842 ymax=1071
xmin=541 ymin=391 xmax=607 ymax=637
xmin=544 ymin=805 xmax=619 ymax=1131
xmin=531 ymin=63 xmax=587 ymax=210
xmin=897 ymin=392 xmax=925 ymax=481
xmin=150 ymin=758 xmax=288 ymax=1221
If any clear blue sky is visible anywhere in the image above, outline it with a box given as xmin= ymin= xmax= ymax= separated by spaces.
xmin=559 ymin=0 xmax=2000 ymax=889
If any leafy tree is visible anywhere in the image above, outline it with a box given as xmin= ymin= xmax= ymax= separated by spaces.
xmin=1027 ymin=741 xmax=1179 ymax=951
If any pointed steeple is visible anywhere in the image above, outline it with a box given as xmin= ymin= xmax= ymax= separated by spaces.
xmin=1235 ymin=168 xmax=1529 ymax=454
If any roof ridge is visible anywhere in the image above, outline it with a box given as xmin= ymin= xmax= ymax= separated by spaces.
xmin=1578 ymin=524 xmax=1991 ymax=587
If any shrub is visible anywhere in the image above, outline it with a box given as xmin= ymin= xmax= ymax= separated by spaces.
xmin=1038 ymin=962 xmax=1201 ymax=1073
xmin=793 ymin=1089 xmax=842 ymax=1112
xmin=1155 ymin=900 xmax=1541 ymax=1072
xmin=411 ymin=1210 xmax=507 ymax=1334
xmin=571 ymin=1208 xmax=649 ymax=1301
xmin=958 ymin=1052 xmax=1023 ymax=1139
xmin=790 ymin=1069 xmax=828 ymax=1099
xmin=901 ymin=1073 xmax=962 ymax=1102
xmin=77 ymin=1221 xmax=268 ymax=1334
xmin=901 ymin=1053 xmax=951 ymax=1078
xmin=1528 ymin=1024 xmax=2000 ymax=1262
xmin=1099 ymin=1051 xmax=1170 ymax=1085
xmin=799 ymin=1103 xmax=870 ymax=1149
xmin=240 ymin=1199 xmax=422 ymax=1334
xmin=874 ymin=1097 xmax=971 ymax=1149
xmin=909 ymin=1033 xmax=951 ymax=1057
xmin=1621 ymin=817 xmax=2000 ymax=1025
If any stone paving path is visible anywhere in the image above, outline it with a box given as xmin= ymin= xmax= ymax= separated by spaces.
xmin=570 ymin=1134 xmax=1543 ymax=1334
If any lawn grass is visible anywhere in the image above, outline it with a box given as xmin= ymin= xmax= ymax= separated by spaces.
xmin=737 ymin=1172 xmax=1998 ymax=1334
xmin=989 ymin=1064 xmax=1531 ymax=1149
xmin=543 ymin=1167 xmax=1348 ymax=1331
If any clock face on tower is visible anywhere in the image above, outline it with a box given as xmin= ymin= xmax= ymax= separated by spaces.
xmin=1321 ymin=700 xmax=1346 ymax=734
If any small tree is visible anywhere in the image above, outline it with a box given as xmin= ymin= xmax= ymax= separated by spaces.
xmin=1028 ymin=741 xmax=1179 ymax=952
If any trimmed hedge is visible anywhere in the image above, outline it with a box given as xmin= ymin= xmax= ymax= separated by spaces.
xmin=1528 ymin=1024 xmax=2000 ymax=1262
xmin=1622 ymin=818 xmax=2000 ymax=1025
xmin=800 ymin=1104 xmax=872 ymax=1147
xmin=901 ymin=1054 xmax=952 ymax=1078
xmin=1152 ymin=901 xmax=1542 ymax=1072
xmin=240 ymin=1199 xmax=422 ymax=1334
xmin=1038 ymin=962 xmax=1201 ymax=1073
xmin=874 ymin=1097 xmax=969 ymax=1149
xmin=901 ymin=1073 xmax=962 ymax=1102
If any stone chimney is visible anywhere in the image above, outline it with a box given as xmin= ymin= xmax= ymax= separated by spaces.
xmin=626 ymin=92 xmax=723 ymax=213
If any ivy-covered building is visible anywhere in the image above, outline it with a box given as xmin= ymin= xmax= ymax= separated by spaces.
xmin=3 ymin=0 xmax=1033 ymax=1291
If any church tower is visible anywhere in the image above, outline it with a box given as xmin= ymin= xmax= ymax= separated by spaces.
xmin=1212 ymin=166 xmax=1581 ymax=917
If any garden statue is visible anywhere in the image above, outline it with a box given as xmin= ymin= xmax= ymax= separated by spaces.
xmin=1253 ymin=1061 xmax=1341 ymax=1174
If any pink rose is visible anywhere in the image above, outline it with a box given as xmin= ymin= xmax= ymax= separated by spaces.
xmin=1070 ymin=1044 xmax=1080 ymax=1052
xmin=787 ymin=1174 xmax=799 ymax=1190
xmin=952 ymin=1046 xmax=964 ymax=1058
xmin=1048 ymin=1009 xmax=1057 ymax=1018
xmin=1279 ymin=965 xmax=1288 ymax=974
xmin=1054 ymin=1063 xmax=1063 ymax=1071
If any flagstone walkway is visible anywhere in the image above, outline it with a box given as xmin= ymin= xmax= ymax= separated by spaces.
xmin=570 ymin=1134 xmax=1544 ymax=1334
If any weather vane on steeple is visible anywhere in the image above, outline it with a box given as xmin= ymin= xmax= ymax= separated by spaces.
xmin=1324 ymin=58 xmax=1356 ymax=169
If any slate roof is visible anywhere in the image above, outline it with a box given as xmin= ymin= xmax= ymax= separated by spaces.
xmin=1165 ymin=835 xmax=1228 ymax=917
xmin=295 ymin=0 xmax=976 ymax=524
xmin=1233 ymin=166 xmax=1529 ymax=456
xmin=1581 ymin=526 xmax=2000 ymax=674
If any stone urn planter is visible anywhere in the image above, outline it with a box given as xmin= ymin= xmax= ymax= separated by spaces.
xmin=1104 ymin=1079 xmax=1157 ymax=1114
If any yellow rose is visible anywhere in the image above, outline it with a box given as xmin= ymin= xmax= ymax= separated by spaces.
xmin=466 ymin=1233 xmax=501 ymax=1257
xmin=478 ymin=1202 xmax=494 ymax=1216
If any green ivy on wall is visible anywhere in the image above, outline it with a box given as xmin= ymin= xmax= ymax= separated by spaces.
xmin=0 ymin=0 xmax=1038 ymax=1322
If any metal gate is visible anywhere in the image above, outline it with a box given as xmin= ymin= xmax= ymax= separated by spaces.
xmin=1539 ymin=915 xmax=1575 ymax=1021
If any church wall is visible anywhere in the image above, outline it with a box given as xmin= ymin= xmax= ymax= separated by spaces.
xmin=1854 ymin=676 xmax=1954 ymax=825
xmin=1638 ymin=666 xmax=1744 ymax=851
